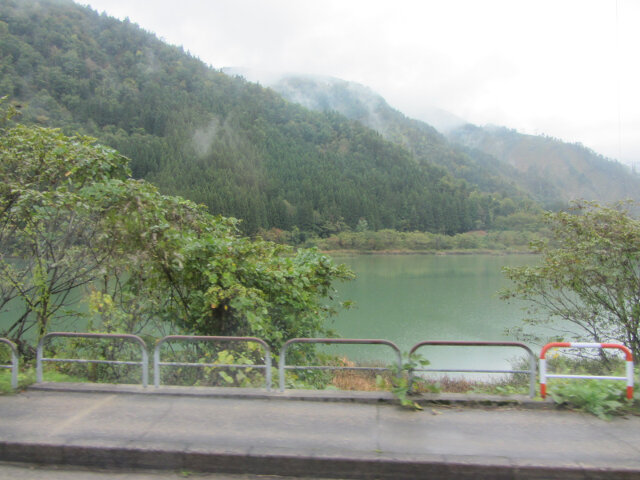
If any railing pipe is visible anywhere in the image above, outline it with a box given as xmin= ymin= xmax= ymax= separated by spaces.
xmin=154 ymin=335 xmax=272 ymax=391
xmin=409 ymin=341 xmax=537 ymax=398
xmin=278 ymin=338 xmax=402 ymax=392
xmin=36 ymin=332 xmax=148 ymax=387
xmin=539 ymin=342 xmax=634 ymax=399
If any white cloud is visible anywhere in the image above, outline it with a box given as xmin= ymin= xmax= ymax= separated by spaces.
xmin=83 ymin=0 xmax=640 ymax=165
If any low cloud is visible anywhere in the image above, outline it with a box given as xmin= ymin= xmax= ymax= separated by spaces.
xmin=192 ymin=118 xmax=220 ymax=157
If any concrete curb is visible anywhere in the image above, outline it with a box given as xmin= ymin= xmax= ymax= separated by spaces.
xmin=1 ymin=441 xmax=636 ymax=480
xmin=4 ymin=387 xmax=639 ymax=479
xmin=28 ymin=382 xmax=555 ymax=409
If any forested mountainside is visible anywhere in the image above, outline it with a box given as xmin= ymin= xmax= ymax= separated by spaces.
xmin=0 ymin=0 xmax=534 ymax=235
xmin=271 ymin=76 xmax=532 ymax=200
xmin=448 ymin=124 xmax=640 ymax=204
xmin=271 ymin=75 xmax=640 ymax=207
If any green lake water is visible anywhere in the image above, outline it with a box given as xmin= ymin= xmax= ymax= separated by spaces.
xmin=1 ymin=253 xmax=541 ymax=378
xmin=325 ymin=254 xmax=538 ymax=377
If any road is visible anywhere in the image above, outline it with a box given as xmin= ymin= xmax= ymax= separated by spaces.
xmin=1 ymin=384 xmax=639 ymax=479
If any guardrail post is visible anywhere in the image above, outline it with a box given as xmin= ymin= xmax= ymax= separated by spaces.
xmin=0 ymin=338 xmax=19 ymax=389
xmin=265 ymin=349 xmax=272 ymax=392
xmin=278 ymin=343 xmax=287 ymax=393
xmin=141 ymin=343 xmax=149 ymax=388
xmin=540 ymin=342 xmax=634 ymax=400
xmin=528 ymin=349 xmax=536 ymax=400
xmin=153 ymin=341 xmax=161 ymax=388
xmin=36 ymin=336 xmax=44 ymax=384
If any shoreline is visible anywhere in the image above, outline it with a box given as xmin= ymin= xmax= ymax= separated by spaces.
xmin=319 ymin=248 xmax=537 ymax=257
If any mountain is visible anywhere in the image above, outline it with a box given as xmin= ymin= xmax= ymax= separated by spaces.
xmin=270 ymin=76 xmax=546 ymax=203
xmin=0 ymin=0 xmax=516 ymax=235
xmin=448 ymin=124 xmax=640 ymax=204
xmin=269 ymin=75 xmax=640 ymax=207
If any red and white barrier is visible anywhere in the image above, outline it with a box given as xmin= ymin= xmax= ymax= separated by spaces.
xmin=539 ymin=342 xmax=634 ymax=400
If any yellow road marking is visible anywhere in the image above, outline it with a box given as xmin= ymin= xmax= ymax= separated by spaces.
xmin=49 ymin=395 xmax=116 ymax=436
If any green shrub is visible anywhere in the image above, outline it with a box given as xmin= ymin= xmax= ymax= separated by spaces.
xmin=549 ymin=379 xmax=630 ymax=420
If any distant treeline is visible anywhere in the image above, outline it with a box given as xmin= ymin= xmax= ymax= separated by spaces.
xmin=259 ymin=212 xmax=547 ymax=253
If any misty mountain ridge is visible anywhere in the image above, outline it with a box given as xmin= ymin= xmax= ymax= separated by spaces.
xmin=268 ymin=74 xmax=639 ymax=206
xmin=449 ymin=123 xmax=639 ymax=204
xmin=224 ymin=68 xmax=466 ymax=133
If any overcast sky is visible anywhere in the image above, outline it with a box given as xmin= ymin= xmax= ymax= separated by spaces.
xmin=83 ymin=0 xmax=640 ymax=166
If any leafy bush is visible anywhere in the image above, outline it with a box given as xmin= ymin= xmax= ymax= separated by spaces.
xmin=375 ymin=353 xmax=431 ymax=410
xmin=502 ymin=201 xmax=640 ymax=360
xmin=156 ymin=344 xmax=269 ymax=388
xmin=549 ymin=380 xmax=630 ymax=420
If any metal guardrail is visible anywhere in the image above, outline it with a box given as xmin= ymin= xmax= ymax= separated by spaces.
xmin=540 ymin=342 xmax=634 ymax=400
xmin=409 ymin=341 xmax=537 ymax=398
xmin=36 ymin=332 xmax=149 ymax=387
xmin=34 ymin=333 xmax=634 ymax=401
xmin=0 ymin=338 xmax=18 ymax=390
xmin=154 ymin=335 xmax=272 ymax=391
xmin=279 ymin=338 xmax=402 ymax=392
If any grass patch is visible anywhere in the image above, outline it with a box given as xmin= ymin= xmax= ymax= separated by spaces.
xmin=0 ymin=368 xmax=33 ymax=394
xmin=408 ymin=373 xmax=531 ymax=396
xmin=329 ymin=357 xmax=383 ymax=391
xmin=0 ymin=367 xmax=93 ymax=394
xmin=327 ymin=358 xmax=532 ymax=397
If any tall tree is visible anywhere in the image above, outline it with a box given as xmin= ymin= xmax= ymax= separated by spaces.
xmin=0 ymin=107 xmax=131 ymax=348
xmin=0 ymin=111 xmax=353 ymax=353
xmin=501 ymin=201 xmax=640 ymax=359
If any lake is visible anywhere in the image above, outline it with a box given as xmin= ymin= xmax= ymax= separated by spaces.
xmin=325 ymin=254 xmax=538 ymax=377
xmin=1 ymin=253 xmax=540 ymax=378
